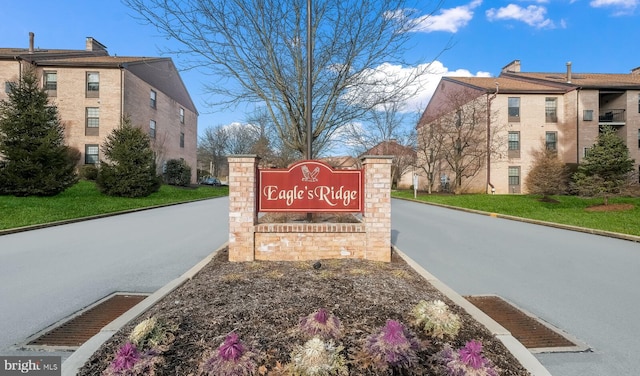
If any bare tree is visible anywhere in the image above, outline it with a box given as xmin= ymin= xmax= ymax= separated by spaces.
xmin=415 ymin=119 xmax=445 ymax=193
xmin=417 ymin=87 xmax=504 ymax=193
xmin=343 ymin=101 xmax=412 ymax=156
xmin=198 ymin=125 xmax=228 ymax=177
xmin=124 ymin=0 xmax=440 ymax=157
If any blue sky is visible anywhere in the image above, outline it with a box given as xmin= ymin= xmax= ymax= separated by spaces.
xmin=2 ymin=0 xmax=639 ymax=140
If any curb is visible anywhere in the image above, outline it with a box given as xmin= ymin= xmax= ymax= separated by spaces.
xmin=394 ymin=246 xmax=552 ymax=376
xmin=60 ymin=243 xmax=226 ymax=376
xmin=62 ymin=242 xmax=550 ymax=376
xmin=394 ymin=196 xmax=640 ymax=243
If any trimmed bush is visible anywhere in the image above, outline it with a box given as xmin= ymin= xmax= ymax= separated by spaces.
xmin=79 ymin=165 xmax=99 ymax=181
xmin=96 ymin=117 xmax=162 ymax=198
xmin=164 ymin=159 xmax=192 ymax=186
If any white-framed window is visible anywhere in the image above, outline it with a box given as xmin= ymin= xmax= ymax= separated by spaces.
xmin=150 ymin=90 xmax=157 ymax=108
xmin=545 ymin=97 xmax=557 ymax=122
xmin=85 ymin=144 xmax=99 ymax=164
xmin=508 ymin=166 xmax=521 ymax=193
xmin=179 ymin=107 xmax=185 ymax=124
xmin=86 ymin=107 xmax=99 ymax=128
xmin=546 ymin=131 xmax=557 ymax=151
xmin=584 ymin=110 xmax=593 ymax=121
xmin=508 ymin=131 xmax=520 ymax=158
xmin=508 ymin=97 xmax=520 ymax=122
xmin=150 ymin=120 xmax=156 ymax=138
xmin=44 ymin=71 xmax=57 ymax=94
xmin=180 ymin=132 xmax=185 ymax=148
xmin=86 ymin=72 xmax=99 ymax=97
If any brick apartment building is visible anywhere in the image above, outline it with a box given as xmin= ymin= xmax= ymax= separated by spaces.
xmin=0 ymin=33 xmax=198 ymax=182
xmin=417 ymin=60 xmax=640 ymax=194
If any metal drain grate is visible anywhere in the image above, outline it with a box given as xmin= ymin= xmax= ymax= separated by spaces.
xmin=465 ymin=295 xmax=588 ymax=353
xmin=27 ymin=293 xmax=147 ymax=348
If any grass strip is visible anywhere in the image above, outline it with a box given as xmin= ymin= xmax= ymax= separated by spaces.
xmin=392 ymin=190 xmax=640 ymax=237
xmin=0 ymin=180 xmax=227 ymax=230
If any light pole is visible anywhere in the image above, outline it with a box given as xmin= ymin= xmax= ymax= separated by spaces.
xmin=306 ymin=0 xmax=313 ymax=160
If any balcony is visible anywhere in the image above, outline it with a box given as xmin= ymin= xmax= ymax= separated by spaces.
xmin=599 ymin=109 xmax=626 ymax=125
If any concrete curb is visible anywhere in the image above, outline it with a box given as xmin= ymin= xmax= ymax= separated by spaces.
xmin=394 ymin=246 xmax=552 ymax=376
xmin=394 ymin=196 xmax=640 ymax=243
xmin=62 ymin=241 xmax=550 ymax=376
xmin=60 ymin=243 xmax=226 ymax=376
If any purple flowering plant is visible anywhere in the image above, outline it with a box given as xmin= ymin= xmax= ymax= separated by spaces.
xmin=201 ymin=332 xmax=257 ymax=376
xmin=361 ymin=319 xmax=421 ymax=371
xmin=298 ymin=308 xmax=342 ymax=340
xmin=433 ymin=340 xmax=499 ymax=376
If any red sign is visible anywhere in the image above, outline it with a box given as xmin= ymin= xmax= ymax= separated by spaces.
xmin=259 ymin=160 xmax=363 ymax=212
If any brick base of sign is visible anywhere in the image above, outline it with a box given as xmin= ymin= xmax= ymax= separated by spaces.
xmin=228 ymin=155 xmax=392 ymax=262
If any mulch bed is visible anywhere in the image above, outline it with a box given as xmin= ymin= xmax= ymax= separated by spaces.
xmin=585 ymin=203 xmax=634 ymax=212
xmin=78 ymin=248 xmax=530 ymax=375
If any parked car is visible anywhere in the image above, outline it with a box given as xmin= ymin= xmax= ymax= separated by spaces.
xmin=200 ymin=177 xmax=221 ymax=186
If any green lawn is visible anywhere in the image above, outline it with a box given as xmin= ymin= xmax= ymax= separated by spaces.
xmin=392 ymin=190 xmax=640 ymax=237
xmin=0 ymin=180 xmax=228 ymax=231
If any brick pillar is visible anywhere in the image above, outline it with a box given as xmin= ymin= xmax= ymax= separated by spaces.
xmin=362 ymin=156 xmax=392 ymax=262
xmin=228 ymin=155 xmax=259 ymax=262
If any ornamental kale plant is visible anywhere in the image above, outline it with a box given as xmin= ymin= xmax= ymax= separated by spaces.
xmin=287 ymin=336 xmax=348 ymax=376
xmin=433 ymin=340 xmax=499 ymax=376
xmin=299 ymin=308 xmax=343 ymax=340
xmin=128 ymin=316 xmax=176 ymax=352
xmin=411 ymin=299 xmax=461 ymax=339
xmin=358 ymin=319 xmax=421 ymax=372
xmin=102 ymin=342 xmax=163 ymax=376
xmin=201 ymin=332 xmax=257 ymax=376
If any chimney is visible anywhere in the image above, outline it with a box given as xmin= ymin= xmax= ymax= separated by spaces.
xmin=566 ymin=62 xmax=572 ymax=83
xmin=29 ymin=32 xmax=34 ymax=54
xmin=85 ymin=37 xmax=108 ymax=52
xmin=501 ymin=60 xmax=521 ymax=74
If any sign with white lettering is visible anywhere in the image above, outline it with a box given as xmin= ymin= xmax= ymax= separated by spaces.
xmin=258 ymin=160 xmax=363 ymax=212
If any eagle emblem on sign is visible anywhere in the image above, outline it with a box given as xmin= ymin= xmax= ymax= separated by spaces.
xmin=301 ymin=165 xmax=320 ymax=182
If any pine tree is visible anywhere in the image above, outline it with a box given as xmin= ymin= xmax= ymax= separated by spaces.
xmin=0 ymin=69 xmax=77 ymax=196
xmin=97 ymin=117 xmax=161 ymax=197
xmin=572 ymin=126 xmax=634 ymax=204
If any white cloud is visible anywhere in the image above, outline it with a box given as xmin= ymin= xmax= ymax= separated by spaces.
xmin=590 ymin=0 xmax=638 ymax=15
xmin=412 ymin=0 xmax=483 ymax=33
xmin=486 ymin=4 xmax=556 ymax=28
xmin=346 ymin=61 xmax=491 ymax=114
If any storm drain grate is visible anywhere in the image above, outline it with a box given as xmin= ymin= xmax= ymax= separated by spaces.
xmin=27 ymin=293 xmax=147 ymax=348
xmin=465 ymin=295 xmax=588 ymax=353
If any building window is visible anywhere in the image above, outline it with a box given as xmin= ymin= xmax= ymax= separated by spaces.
xmin=545 ymin=131 xmax=557 ymax=151
xmin=583 ymin=147 xmax=591 ymax=158
xmin=508 ymin=131 xmax=520 ymax=158
xmin=179 ymin=107 xmax=185 ymax=124
xmin=545 ymin=97 xmax=557 ymax=122
xmin=508 ymin=97 xmax=520 ymax=122
xmin=44 ymin=71 xmax=57 ymax=95
xmin=638 ymin=129 xmax=640 ymax=148
xmin=4 ymin=81 xmax=13 ymax=93
xmin=508 ymin=166 xmax=521 ymax=193
xmin=150 ymin=90 xmax=157 ymax=108
xmin=150 ymin=120 xmax=156 ymax=138
xmin=638 ymin=94 xmax=640 ymax=113
xmin=584 ymin=110 xmax=593 ymax=121
xmin=85 ymin=107 xmax=99 ymax=136
xmin=180 ymin=132 xmax=185 ymax=148
xmin=85 ymin=144 xmax=99 ymax=164
xmin=86 ymin=72 xmax=99 ymax=98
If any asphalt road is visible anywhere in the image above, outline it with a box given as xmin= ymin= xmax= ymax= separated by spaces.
xmin=0 ymin=197 xmax=229 ymax=356
xmin=2 ymin=196 xmax=638 ymax=376
xmin=391 ymin=198 xmax=640 ymax=376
